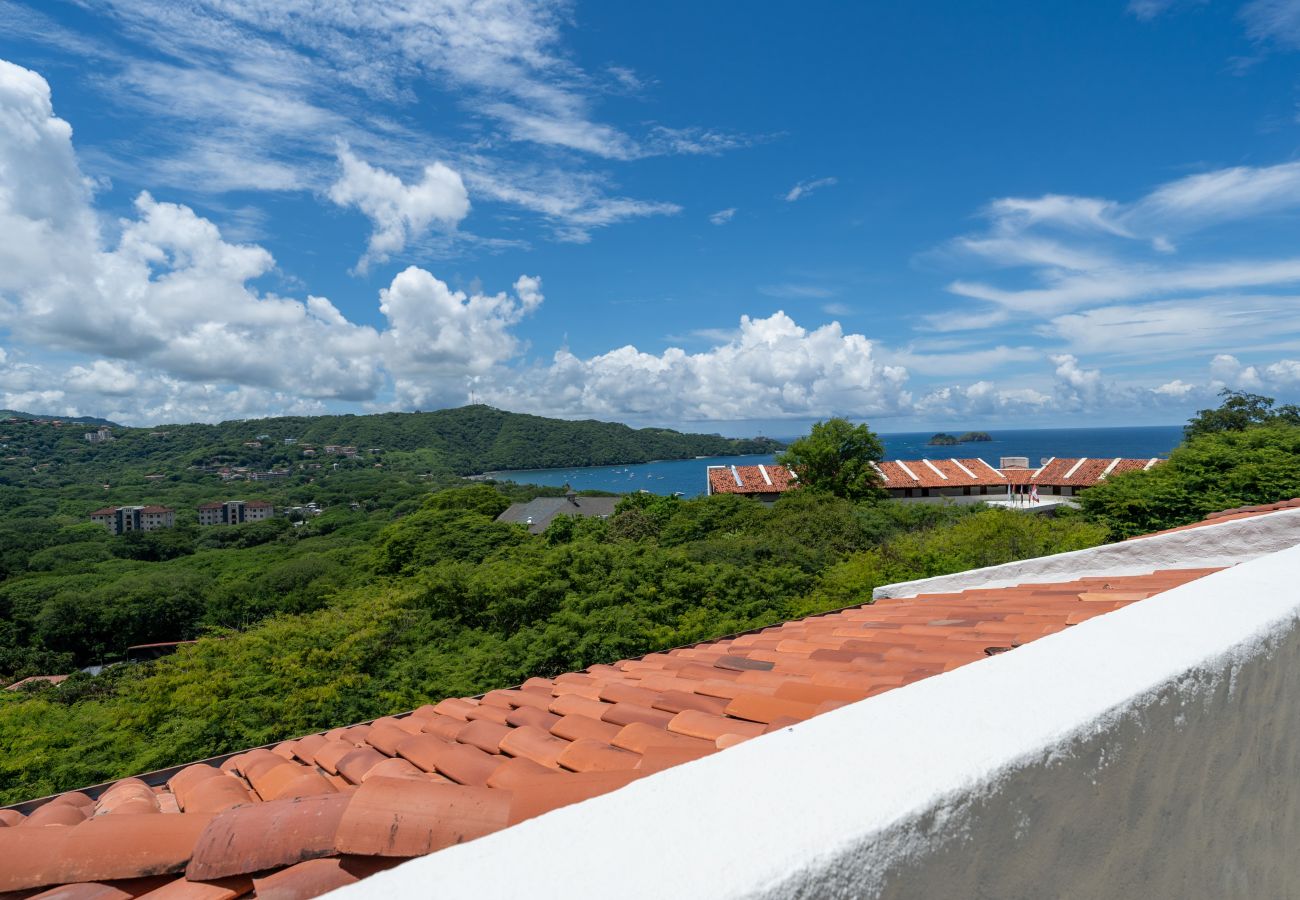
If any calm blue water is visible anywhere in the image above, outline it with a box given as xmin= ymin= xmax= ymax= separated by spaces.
xmin=488 ymin=425 xmax=1185 ymax=497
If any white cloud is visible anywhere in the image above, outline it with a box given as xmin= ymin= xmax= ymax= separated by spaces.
xmin=1209 ymin=353 xmax=1265 ymax=389
xmin=884 ymin=345 xmax=1042 ymax=377
xmin=984 ymin=194 xmax=1130 ymax=238
xmin=1044 ymin=295 xmax=1300 ymax=359
xmin=0 ymin=60 xmax=544 ymax=422
xmin=935 ymin=161 xmax=1300 ymax=335
xmin=785 ymin=177 xmax=837 ymax=202
xmin=15 ymin=0 xmax=736 ymax=241
xmin=462 ymin=162 xmax=681 ymax=242
xmin=1128 ymin=161 xmax=1300 ymax=231
xmin=65 ymin=360 xmax=141 ymax=396
xmin=1242 ymin=0 xmax=1300 ymax=47
xmin=380 ymin=269 xmax=543 ymax=408
xmin=1051 ymin=353 xmax=1107 ymax=409
xmin=478 ymin=311 xmax=911 ymax=422
xmin=328 ymin=146 xmax=470 ymax=272
xmin=0 ymin=59 xmax=98 ymax=296
xmin=1154 ymin=379 xmax=1196 ymax=397
xmin=709 ymin=207 xmax=736 ymax=226
xmin=1263 ymin=358 xmax=1300 ymax=384
xmin=916 ymin=382 xmax=1052 ymax=419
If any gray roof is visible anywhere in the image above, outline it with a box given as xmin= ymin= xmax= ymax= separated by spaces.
xmin=496 ymin=496 xmax=620 ymax=534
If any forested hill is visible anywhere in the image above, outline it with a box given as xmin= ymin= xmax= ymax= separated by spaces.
xmin=1 ymin=410 xmax=118 ymax=427
xmin=1 ymin=405 xmax=781 ymax=476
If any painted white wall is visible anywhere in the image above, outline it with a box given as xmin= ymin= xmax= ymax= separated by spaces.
xmin=328 ymin=538 xmax=1300 ymax=900
xmin=873 ymin=506 xmax=1300 ymax=599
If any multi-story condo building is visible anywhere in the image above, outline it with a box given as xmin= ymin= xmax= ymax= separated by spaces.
xmin=196 ymin=500 xmax=275 ymax=526
xmin=88 ymin=505 xmax=175 ymax=534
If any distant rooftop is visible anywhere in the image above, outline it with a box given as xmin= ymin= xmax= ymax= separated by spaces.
xmin=496 ymin=495 xmax=619 ymax=534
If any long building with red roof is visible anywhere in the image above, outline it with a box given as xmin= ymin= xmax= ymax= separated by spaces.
xmin=708 ymin=457 xmax=1162 ymax=502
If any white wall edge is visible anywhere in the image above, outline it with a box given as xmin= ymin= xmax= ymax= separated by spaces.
xmin=329 ymin=538 xmax=1300 ymax=900
xmin=872 ymin=506 xmax=1300 ymax=599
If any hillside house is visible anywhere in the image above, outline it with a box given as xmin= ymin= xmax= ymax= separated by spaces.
xmin=497 ymin=490 xmax=619 ymax=534
xmin=705 ymin=464 xmax=798 ymax=502
xmin=88 ymin=505 xmax=175 ymax=534
xmin=197 ymin=500 xmax=275 ymax=526
xmin=874 ymin=456 xmax=1163 ymax=500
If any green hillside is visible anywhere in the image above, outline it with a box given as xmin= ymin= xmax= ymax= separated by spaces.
xmin=0 ymin=405 xmax=780 ymax=478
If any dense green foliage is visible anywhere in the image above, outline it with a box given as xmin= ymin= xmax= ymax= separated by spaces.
xmin=957 ymin=431 xmax=992 ymax=442
xmin=777 ymin=418 xmax=886 ymax=501
xmin=12 ymin=392 xmax=1300 ymax=806
xmin=0 ymin=404 xmax=775 ymax=674
xmin=0 ymin=485 xmax=1107 ymax=802
xmin=1183 ymin=389 xmax=1300 ymax=440
xmin=1 ymin=404 xmax=779 ymax=485
xmin=1079 ymin=424 xmax=1300 ymax=537
xmin=927 ymin=433 xmax=959 ymax=446
xmin=1078 ymin=391 xmax=1300 ymax=537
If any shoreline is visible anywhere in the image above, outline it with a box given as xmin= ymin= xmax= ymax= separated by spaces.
xmin=473 ymin=450 xmax=778 ymax=480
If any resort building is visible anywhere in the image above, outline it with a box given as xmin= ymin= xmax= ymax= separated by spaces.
xmin=497 ymin=490 xmax=619 ymax=534
xmin=88 ymin=505 xmax=175 ymax=534
xmin=705 ymin=464 xmax=798 ymax=501
xmin=875 ymin=455 xmax=1163 ymax=500
xmin=83 ymin=426 xmax=113 ymax=443
xmin=705 ymin=456 xmax=1162 ymax=505
xmin=6 ymin=500 xmax=1300 ymax=897
xmin=197 ymin=500 xmax=275 ymax=526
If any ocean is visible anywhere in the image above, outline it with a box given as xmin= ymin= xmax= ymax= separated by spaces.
xmin=486 ymin=424 xmax=1186 ymax=497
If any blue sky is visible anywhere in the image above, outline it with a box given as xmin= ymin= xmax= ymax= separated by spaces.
xmin=2 ymin=1 xmax=1300 ymax=432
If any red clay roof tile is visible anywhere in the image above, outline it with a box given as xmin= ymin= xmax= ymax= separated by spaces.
xmin=186 ymin=795 xmax=348 ymax=881
xmin=3 ymin=563 xmax=1226 ymax=899
xmin=333 ymin=778 xmax=511 ymax=858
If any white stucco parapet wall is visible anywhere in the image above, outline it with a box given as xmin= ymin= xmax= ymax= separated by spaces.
xmin=873 ymin=505 xmax=1300 ymax=599
xmin=330 ymin=536 xmax=1300 ymax=899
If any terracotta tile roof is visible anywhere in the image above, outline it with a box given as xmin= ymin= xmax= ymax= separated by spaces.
xmin=89 ymin=508 xmax=118 ymax=517
xmin=999 ymin=457 xmax=1161 ymax=487
xmin=4 ymin=674 xmax=69 ymax=691
xmin=876 ymin=458 xmax=994 ymax=488
xmin=0 ymin=566 xmax=1220 ymax=898
xmin=706 ymin=464 xmax=798 ymax=495
xmin=1128 ymin=497 xmax=1300 ymax=539
xmin=139 ymin=506 xmax=173 ymax=514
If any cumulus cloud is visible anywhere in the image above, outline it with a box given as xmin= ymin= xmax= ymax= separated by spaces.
xmin=328 ymin=146 xmax=470 ymax=272
xmin=1154 ymin=379 xmax=1196 ymax=397
xmin=785 ymin=177 xmax=837 ymax=202
xmin=380 ymin=269 xmax=543 ymax=408
xmin=478 ymin=311 xmax=910 ymax=422
xmin=916 ymin=381 xmax=1052 ymax=419
xmin=0 ymin=60 xmax=543 ymax=422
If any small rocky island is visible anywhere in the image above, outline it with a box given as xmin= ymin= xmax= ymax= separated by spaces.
xmin=927 ymin=431 xmax=993 ymax=446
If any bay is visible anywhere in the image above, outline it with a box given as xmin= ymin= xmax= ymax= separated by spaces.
xmin=486 ymin=424 xmax=1186 ymax=497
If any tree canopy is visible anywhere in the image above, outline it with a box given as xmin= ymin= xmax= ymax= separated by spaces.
xmin=777 ymin=418 xmax=887 ymax=501
xmin=1184 ymin=389 xmax=1300 ymax=440
xmin=0 ymin=486 xmax=1105 ymax=803
xmin=1081 ymin=391 xmax=1300 ymax=537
